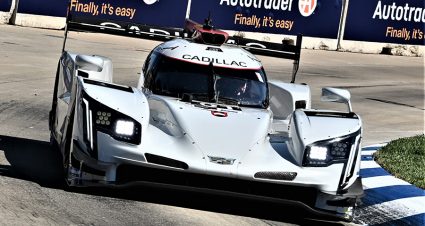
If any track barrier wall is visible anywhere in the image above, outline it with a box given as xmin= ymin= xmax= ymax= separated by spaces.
xmin=0 ymin=0 xmax=423 ymax=54
xmin=344 ymin=0 xmax=425 ymax=45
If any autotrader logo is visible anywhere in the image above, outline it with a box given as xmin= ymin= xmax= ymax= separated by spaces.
xmin=143 ymin=0 xmax=157 ymax=5
xmin=298 ymin=0 xmax=317 ymax=17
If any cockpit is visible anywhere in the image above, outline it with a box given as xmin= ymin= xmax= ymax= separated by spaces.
xmin=143 ymin=54 xmax=269 ymax=109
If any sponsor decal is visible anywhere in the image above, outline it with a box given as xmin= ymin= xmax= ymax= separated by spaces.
xmin=143 ymin=0 xmax=158 ymax=5
xmin=211 ymin=111 xmax=228 ymax=117
xmin=208 ymin=156 xmax=236 ymax=165
xmin=298 ymin=0 xmax=316 ymax=17
xmin=372 ymin=1 xmax=425 ymax=23
xmin=182 ymin=54 xmax=247 ymax=67
xmin=220 ymin=0 xmax=317 ymax=17
xmin=219 ymin=0 xmax=295 ymax=11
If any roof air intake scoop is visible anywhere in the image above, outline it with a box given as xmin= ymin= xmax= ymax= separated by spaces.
xmin=185 ymin=16 xmax=229 ymax=45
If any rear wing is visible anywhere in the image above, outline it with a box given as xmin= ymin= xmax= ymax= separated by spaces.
xmin=63 ymin=11 xmax=302 ymax=83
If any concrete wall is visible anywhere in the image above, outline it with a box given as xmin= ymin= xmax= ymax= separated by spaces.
xmin=0 ymin=12 xmax=9 ymax=24
xmin=14 ymin=13 xmax=66 ymax=29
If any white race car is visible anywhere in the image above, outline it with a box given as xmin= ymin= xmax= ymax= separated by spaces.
xmin=49 ymin=18 xmax=363 ymax=221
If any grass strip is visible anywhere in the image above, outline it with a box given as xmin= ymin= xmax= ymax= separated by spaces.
xmin=374 ymin=134 xmax=425 ymax=189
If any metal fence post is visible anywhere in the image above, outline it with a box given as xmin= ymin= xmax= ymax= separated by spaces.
xmin=8 ymin=0 xmax=19 ymax=25
xmin=185 ymin=0 xmax=192 ymax=19
xmin=337 ymin=0 xmax=350 ymax=50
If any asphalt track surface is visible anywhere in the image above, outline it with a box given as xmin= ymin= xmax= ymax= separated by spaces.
xmin=0 ymin=25 xmax=423 ymax=225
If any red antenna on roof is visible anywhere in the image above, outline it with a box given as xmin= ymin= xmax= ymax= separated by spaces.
xmin=185 ymin=14 xmax=229 ymax=45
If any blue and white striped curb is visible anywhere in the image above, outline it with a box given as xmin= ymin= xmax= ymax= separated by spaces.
xmin=354 ymin=144 xmax=425 ymax=226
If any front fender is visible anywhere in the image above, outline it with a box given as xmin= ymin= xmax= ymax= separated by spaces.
xmin=72 ymin=77 xmax=150 ymax=159
xmin=288 ymin=110 xmax=362 ymax=166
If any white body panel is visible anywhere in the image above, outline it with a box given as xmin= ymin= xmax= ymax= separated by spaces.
xmin=268 ymin=81 xmax=311 ymax=133
xmin=69 ymin=53 xmax=114 ymax=83
xmin=158 ymin=39 xmax=263 ymax=69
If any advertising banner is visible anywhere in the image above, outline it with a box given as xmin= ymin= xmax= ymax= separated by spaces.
xmin=17 ymin=0 xmax=189 ymax=28
xmin=344 ymin=0 xmax=425 ymax=45
xmin=69 ymin=0 xmax=189 ymax=28
xmin=189 ymin=0 xmax=343 ymax=38
xmin=18 ymin=0 xmax=68 ymax=17
xmin=0 ymin=0 xmax=12 ymax=12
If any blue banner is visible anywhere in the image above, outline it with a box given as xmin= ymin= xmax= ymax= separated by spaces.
xmin=17 ymin=0 xmax=189 ymax=28
xmin=18 ymin=0 xmax=68 ymax=17
xmin=0 ymin=0 xmax=12 ymax=12
xmin=344 ymin=0 xmax=425 ymax=45
xmin=69 ymin=0 xmax=189 ymax=28
xmin=189 ymin=0 xmax=343 ymax=38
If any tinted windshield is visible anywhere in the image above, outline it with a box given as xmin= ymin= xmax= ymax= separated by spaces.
xmin=149 ymin=56 xmax=268 ymax=108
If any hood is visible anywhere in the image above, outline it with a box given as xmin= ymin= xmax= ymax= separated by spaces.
xmin=150 ymin=97 xmax=271 ymax=162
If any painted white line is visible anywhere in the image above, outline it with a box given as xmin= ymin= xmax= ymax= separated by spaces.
xmin=363 ymin=143 xmax=387 ymax=147
xmin=393 ymin=196 xmax=425 ymax=214
xmin=361 ymin=150 xmax=377 ymax=156
xmin=358 ymin=196 xmax=425 ymax=225
xmin=363 ymin=175 xmax=411 ymax=189
xmin=369 ymin=131 xmax=423 ymax=133
xmin=360 ymin=160 xmax=381 ymax=169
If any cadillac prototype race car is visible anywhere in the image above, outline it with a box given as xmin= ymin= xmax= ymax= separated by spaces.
xmin=49 ymin=17 xmax=363 ymax=221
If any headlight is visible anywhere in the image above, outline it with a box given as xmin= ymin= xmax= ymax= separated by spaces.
xmin=95 ymin=111 xmax=112 ymax=126
xmin=309 ymin=146 xmax=328 ymax=161
xmin=92 ymin=106 xmax=141 ymax=145
xmin=303 ymin=133 xmax=358 ymax=167
xmin=83 ymin=93 xmax=142 ymax=145
xmin=115 ymin=120 xmax=135 ymax=136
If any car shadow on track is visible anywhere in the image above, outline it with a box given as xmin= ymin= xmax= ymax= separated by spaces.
xmin=0 ymin=135 xmax=345 ymax=225
xmin=0 ymin=135 xmax=64 ymax=188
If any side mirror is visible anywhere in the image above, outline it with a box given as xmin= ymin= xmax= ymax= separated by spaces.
xmin=321 ymin=87 xmax=352 ymax=112
xmin=76 ymin=55 xmax=104 ymax=72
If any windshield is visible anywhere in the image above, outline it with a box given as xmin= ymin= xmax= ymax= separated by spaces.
xmin=149 ymin=55 xmax=268 ymax=108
